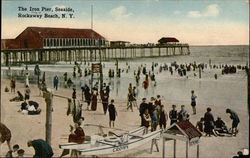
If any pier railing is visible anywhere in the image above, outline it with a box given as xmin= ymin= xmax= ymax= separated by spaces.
xmin=1 ymin=43 xmax=190 ymax=65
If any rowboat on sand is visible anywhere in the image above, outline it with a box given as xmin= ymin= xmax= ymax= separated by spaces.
xmin=78 ymin=129 xmax=162 ymax=156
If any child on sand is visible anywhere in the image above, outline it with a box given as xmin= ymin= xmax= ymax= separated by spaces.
xmin=108 ymin=99 xmax=117 ymax=128
xmin=142 ymin=109 xmax=151 ymax=134
xmin=24 ymin=85 xmax=31 ymax=100
xmin=196 ymin=117 xmax=204 ymax=133
xmin=191 ymin=90 xmax=197 ymax=114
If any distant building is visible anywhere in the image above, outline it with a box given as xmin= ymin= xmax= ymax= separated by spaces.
xmin=158 ymin=37 xmax=179 ymax=45
xmin=110 ymin=41 xmax=130 ymax=47
xmin=1 ymin=27 xmax=108 ymax=50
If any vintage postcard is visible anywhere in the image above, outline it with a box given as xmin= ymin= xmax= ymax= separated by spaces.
xmin=1 ymin=0 xmax=249 ymax=157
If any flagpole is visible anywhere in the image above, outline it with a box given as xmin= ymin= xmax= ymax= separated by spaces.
xmin=91 ymin=5 xmax=93 ymax=29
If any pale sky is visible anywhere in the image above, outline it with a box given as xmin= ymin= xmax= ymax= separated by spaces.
xmin=1 ymin=0 xmax=249 ymax=45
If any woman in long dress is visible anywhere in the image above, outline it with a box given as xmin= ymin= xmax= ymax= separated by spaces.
xmin=25 ymin=72 xmax=29 ymax=87
xmin=91 ymin=90 xmax=98 ymax=111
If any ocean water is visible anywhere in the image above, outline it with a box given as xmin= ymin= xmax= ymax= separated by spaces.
xmin=1 ymin=45 xmax=249 ymax=110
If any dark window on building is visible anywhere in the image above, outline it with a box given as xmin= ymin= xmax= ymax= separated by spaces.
xmin=24 ymin=40 xmax=29 ymax=48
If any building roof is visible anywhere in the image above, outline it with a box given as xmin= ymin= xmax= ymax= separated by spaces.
xmin=165 ymin=121 xmax=202 ymax=140
xmin=110 ymin=41 xmax=130 ymax=43
xmin=1 ymin=39 xmax=17 ymax=49
xmin=176 ymin=121 xmax=202 ymax=139
xmin=17 ymin=27 xmax=105 ymax=39
xmin=158 ymin=37 xmax=179 ymax=43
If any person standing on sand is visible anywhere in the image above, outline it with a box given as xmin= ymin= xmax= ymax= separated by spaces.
xmin=127 ymin=91 xmax=134 ymax=112
xmin=132 ymin=86 xmax=138 ymax=109
xmin=100 ymin=88 xmax=109 ymax=114
xmin=169 ymin=104 xmax=178 ymax=125
xmin=83 ymin=85 xmax=91 ymax=110
xmin=226 ymin=108 xmax=240 ymax=136
xmin=142 ymin=109 xmax=151 ymax=134
xmin=10 ymin=77 xmax=16 ymax=93
xmin=24 ymin=85 xmax=31 ymax=100
xmin=53 ymin=75 xmax=59 ymax=90
xmin=159 ymin=105 xmax=168 ymax=129
xmin=191 ymin=90 xmax=197 ymax=114
xmin=151 ymin=108 xmax=158 ymax=131
xmin=204 ymin=107 xmax=217 ymax=137
xmin=27 ymin=139 xmax=53 ymax=158
xmin=24 ymin=72 xmax=29 ymax=87
xmin=139 ymin=98 xmax=148 ymax=126
xmin=91 ymin=90 xmax=98 ymax=111
xmin=108 ymin=99 xmax=117 ymax=127
xmin=0 ymin=122 xmax=12 ymax=151
xmin=178 ymin=105 xmax=189 ymax=122
xmin=155 ymin=95 xmax=162 ymax=108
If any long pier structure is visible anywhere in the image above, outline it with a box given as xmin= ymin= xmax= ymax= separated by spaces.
xmin=1 ymin=44 xmax=190 ymax=65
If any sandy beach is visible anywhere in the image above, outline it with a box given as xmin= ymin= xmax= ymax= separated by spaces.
xmin=0 ymin=77 xmax=248 ymax=158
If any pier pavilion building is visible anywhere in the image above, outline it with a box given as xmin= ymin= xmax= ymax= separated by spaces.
xmin=1 ymin=27 xmax=107 ymax=49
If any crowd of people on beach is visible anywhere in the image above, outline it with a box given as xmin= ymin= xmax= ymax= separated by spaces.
xmin=7 ymin=68 xmax=42 ymax=116
xmin=1 ymin=60 xmax=247 ymax=157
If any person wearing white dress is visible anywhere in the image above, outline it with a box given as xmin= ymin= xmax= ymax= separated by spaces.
xmin=25 ymin=72 xmax=30 ymax=87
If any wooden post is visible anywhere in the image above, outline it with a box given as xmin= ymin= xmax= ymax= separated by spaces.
xmin=186 ymin=141 xmax=189 ymax=158
xmin=43 ymin=90 xmax=53 ymax=145
xmin=197 ymin=144 xmax=199 ymax=158
xmin=162 ymin=138 xmax=165 ymax=158
xmin=174 ymin=139 xmax=176 ymax=158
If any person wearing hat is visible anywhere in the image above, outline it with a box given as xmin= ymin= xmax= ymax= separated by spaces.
xmin=148 ymin=97 xmax=155 ymax=117
xmin=139 ymin=98 xmax=148 ymax=126
xmin=155 ymin=95 xmax=161 ymax=108
xmin=169 ymin=104 xmax=178 ymax=125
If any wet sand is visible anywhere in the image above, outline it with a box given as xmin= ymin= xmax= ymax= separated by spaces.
xmin=0 ymin=78 xmax=249 ymax=157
